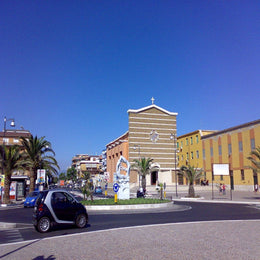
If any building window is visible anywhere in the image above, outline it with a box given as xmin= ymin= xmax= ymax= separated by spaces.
xmin=239 ymin=141 xmax=243 ymax=152
xmin=120 ymin=151 xmax=122 ymax=156
xmin=191 ymin=151 xmax=194 ymax=159
xmin=196 ymin=135 xmax=199 ymax=144
xmin=177 ymin=142 xmax=179 ymax=148
xmin=220 ymin=175 xmax=223 ymax=181
xmin=251 ymin=138 xmax=255 ymax=151
xmin=13 ymin=139 xmax=19 ymax=143
xmin=3 ymin=138 xmax=9 ymax=144
xmin=210 ymin=147 xmax=213 ymax=157
xmin=196 ymin=150 xmax=199 ymax=159
xmin=228 ymin=143 xmax=232 ymax=155
xmin=190 ymin=137 xmax=193 ymax=145
xmin=186 ymin=138 xmax=188 ymax=145
xmin=203 ymin=149 xmax=205 ymax=159
xmin=186 ymin=152 xmax=189 ymax=160
xmin=181 ymin=155 xmax=183 ymax=161
xmin=218 ymin=145 xmax=222 ymax=156
xmin=241 ymin=169 xmax=245 ymax=181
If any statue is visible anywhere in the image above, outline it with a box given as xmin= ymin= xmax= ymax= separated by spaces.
xmin=113 ymin=156 xmax=130 ymax=200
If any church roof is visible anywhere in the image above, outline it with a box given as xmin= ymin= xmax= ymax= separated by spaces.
xmin=127 ymin=104 xmax=178 ymax=116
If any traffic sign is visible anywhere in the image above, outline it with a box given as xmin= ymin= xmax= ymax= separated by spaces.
xmin=113 ymin=183 xmax=119 ymax=193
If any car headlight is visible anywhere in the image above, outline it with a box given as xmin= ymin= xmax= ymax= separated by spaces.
xmin=31 ymin=199 xmax=35 ymax=202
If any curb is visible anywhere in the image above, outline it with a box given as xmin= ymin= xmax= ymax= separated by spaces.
xmin=86 ymin=202 xmax=173 ymax=211
xmin=173 ymin=198 xmax=260 ymax=205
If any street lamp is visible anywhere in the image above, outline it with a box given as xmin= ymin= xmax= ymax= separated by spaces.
xmin=133 ymin=144 xmax=141 ymax=187
xmin=170 ymin=133 xmax=178 ymax=197
xmin=1 ymin=117 xmax=15 ymax=202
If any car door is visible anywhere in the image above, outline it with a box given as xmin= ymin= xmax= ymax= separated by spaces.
xmin=51 ymin=192 xmax=79 ymax=221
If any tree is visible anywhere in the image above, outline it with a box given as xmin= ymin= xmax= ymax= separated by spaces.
xmin=0 ymin=146 xmax=23 ymax=204
xmin=80 ymin=171 xmax=93 ymax=200
xmin=59 ymin=172 xmax=67 ymax=181
xmin=179 ymin=165 xmax=203 ymax=197
xmin=247 ymin=146 xmax=260 ymax=173
xmin=132 ymin=157 xmax=154 ymax=191
xmin=66 ymin=167 xmax=78 ymax=183
xmin=20 ymin=136 xmax=59 ymax=192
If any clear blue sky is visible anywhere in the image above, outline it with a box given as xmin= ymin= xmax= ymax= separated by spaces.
xmin=1 ymin=1 xmax=259 ymax=172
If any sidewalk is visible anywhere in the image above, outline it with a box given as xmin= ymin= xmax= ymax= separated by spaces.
xmin=158 ymin=185 xmax=260 ymax=204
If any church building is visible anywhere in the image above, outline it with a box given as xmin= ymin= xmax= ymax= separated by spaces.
xmin=106 ymin=99 xmax=178 ymax=189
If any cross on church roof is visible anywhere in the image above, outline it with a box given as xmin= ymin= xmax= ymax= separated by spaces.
xmin=151 ymin=97 xmax=155 ymax=104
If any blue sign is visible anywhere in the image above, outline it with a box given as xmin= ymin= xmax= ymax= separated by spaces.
xmin=113 ymin=183 xmax=119 ymax=193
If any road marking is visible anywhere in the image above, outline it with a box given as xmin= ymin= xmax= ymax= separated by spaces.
xmin=3 ymin=229 xmax=23 ymax=243
xmin=1 ymin=219 xmax=260 ymax=247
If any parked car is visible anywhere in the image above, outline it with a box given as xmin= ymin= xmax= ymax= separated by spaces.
xmin=94 ymin=186 xmax=103 ymax=194
xmin=24 ymin=191 xmax=40 ymax=208
xmin=32 ymin=189 xmax=88 ymax=233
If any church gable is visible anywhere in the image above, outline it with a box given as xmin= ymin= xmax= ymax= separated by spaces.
xmin=128 ymin=104 xmax=177 ymax=116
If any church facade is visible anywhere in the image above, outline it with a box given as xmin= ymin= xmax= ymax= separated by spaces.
xmin=106 ymin=102 xmax=178 ymax=189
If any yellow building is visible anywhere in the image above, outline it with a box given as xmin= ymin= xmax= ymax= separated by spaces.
xmin=177 ymin=130 xmax=216 ymax=184
xmin=201 ymin=119 xmax=260 ymax=191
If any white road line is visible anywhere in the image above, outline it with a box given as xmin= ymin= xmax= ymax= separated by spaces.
xmin=1 ymin=219 xmax=260 ymax=247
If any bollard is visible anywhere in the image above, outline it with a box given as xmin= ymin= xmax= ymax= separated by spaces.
xmin=114 ymin=193 xmax=117 ymax=203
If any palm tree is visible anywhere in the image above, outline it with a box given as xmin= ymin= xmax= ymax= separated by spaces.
xmin=67 ymin=167 xmax=78 ymax=184
xmin=247 ymin=146 xmax=260 ymax=173
xmin=0 ymin=146 xmax=23 ymax=204
xmin=20 ymin=135 xmax=59 ymax=192
xmin=132 ymin=157 xmax=153 ymax=191
xmin=179 ymin=165 xmax=203 ymax=197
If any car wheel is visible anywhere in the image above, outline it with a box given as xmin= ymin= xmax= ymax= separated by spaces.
xmin=37 ymin=217 xmax=51 ymax=233
xmin=75 ymin=214 xmax=88 ymax=228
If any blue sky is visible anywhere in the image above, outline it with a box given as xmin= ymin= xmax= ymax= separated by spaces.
xmin=1 ymin=1 xmax=259 ymax=172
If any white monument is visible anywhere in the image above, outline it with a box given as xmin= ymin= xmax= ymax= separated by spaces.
xmin=113 ymin=156 xmax=130 ymax=200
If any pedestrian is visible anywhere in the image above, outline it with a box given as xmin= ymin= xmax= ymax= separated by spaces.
xmin=219 ymin=183 xmax=223 ymax=194
xmin=223 ymin=183 xmax=226 ymax=195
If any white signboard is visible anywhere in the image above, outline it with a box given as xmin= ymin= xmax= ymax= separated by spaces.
xmin=213 ymin=164 xmax=229 ymax=176
xmin=37 ymin=169 xmax=46 ymax=184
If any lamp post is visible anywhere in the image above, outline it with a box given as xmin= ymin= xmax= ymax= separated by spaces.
xmin=170 ymin=133 xmax=178 ymax=197
xmin=1 ymin=117 xmax=15 ymax=202
xmin=133 ymin=144 xmax=141 ymax=187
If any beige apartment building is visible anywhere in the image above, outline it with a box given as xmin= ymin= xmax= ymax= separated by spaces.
xmin=0 ymin=129 xmax=31 ymax=199
xmin=72 ymin=154 xmax=102 ymax=179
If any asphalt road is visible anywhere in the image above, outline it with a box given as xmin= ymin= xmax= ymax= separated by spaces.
xmin=0 ymin=201 xmax=260 ymax=245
